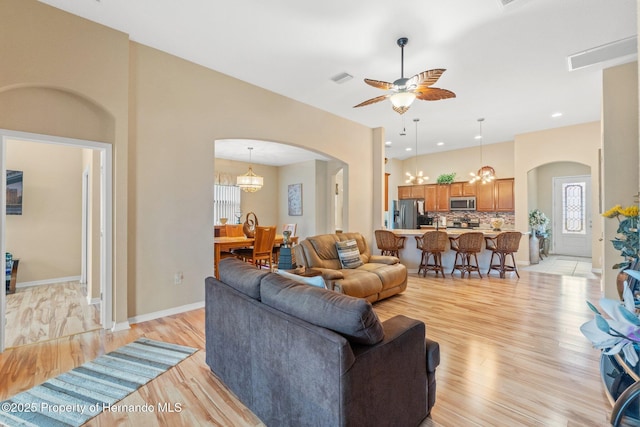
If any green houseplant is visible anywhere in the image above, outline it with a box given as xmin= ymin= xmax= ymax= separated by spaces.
xmin=436 ymin=173 xmax=456 ymax=184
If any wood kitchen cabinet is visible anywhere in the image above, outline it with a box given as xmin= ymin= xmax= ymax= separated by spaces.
xmin=450 ymin=182 xmax=476 ymax=197
xmin=475 ymin=181 xmax=495 ymax=211
xmin=495 ymin=178 xmax=515 ymax=212
xmin=410 ymin=185 xmax=425 ymax=199
xmin=425 ymin=184 xmax=450 ymax=212
xmin=398 ymin=186 xmax=412 ymax=199
xmin=425 ymin=185 xmax=436 ymax=211
xmin=476 ymin=178 xmax=515 ymax=212
xmin=436 ymin=184 xmax=450 ymax=211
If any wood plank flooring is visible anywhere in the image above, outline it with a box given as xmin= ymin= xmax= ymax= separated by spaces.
xmin=0 ymin=270 xmax=611 ymax=426
xmin=4 ymin=282 xmax=101 ymax=348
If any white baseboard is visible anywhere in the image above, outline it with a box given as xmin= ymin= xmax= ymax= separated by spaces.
xmin=16 ymin=276 xmax=82 ymax=289
xmin=128 ymin=301 xmax=205 ymax=325
xmin=111 ymin=321 xmax=130 ymax=332
xmin=592 ymin=268 xmax=602 ymax=274
xmin=89 ymin=297 xmax=101 ymax=305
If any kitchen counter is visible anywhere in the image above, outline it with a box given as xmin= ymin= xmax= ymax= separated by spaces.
xmin=390 ymin=228 xmax=529 ymax=274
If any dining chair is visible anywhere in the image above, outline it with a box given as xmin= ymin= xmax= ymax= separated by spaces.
xmin=485 ymin=231 xmax=522 ymax=278
xmin=374 ymin=229 xmax=406 ymax=258
xmin=449 ymin=232 xmax=484 ymax=278
xmin=416 ymin=231 xmax=448 ymax=277
xmin=233 ymin=226 xmax=277 ymax=270
xmin=219 ymin=224 xmax=246 ymax=260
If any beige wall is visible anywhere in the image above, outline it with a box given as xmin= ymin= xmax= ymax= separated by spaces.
xmin=602 ymin=61 xmax=639 ymax=298
xmin=5 ymin=140 xmax=83 ymax=283
xmin=0 ymin=0 xmax=130 ymax=323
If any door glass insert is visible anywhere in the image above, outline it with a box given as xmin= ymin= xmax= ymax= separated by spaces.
xmin=562 ymin=182 xmax=586 ymax=234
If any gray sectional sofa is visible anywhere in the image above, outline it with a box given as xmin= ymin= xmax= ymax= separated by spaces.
xmin=205 ymin=258 xmax=440 ymax=427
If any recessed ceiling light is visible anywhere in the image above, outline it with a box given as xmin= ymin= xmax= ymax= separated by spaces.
xmin=385 ymin=141 xmax=392 ymax=146
xmin=405 ymin=147 xmax=412 ymax=152
xmin=436 ymin=142 xmax=444 ymax=146
xmin=474 ymin=135 xmax=482 ymax=140
xmin=551 ymin=112 xmax=563 ymax=118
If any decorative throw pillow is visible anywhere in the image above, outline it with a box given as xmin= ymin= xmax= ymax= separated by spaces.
xmin=276 ymin=269 xmax=326 ymax=289
xmin=336 ymin=239 xmax=364 ymax=269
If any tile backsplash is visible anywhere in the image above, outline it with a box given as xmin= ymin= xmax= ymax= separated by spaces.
xmin=435 ymin=211 xmax=515 ymax=228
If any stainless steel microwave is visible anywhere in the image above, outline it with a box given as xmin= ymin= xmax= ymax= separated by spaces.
xmin=450 ymin=196 xmax=476 ymax=211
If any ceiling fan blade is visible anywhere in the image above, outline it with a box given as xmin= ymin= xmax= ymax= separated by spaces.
xmin=364 ymin=78 xmax=395 ymax=90
xmin=415 ymin=87 xmax=456 ymax=101
xmin=409 ymin=69 xmax=446 ymax=88
xmin=353 ymin=94 xmax=390 ymax=108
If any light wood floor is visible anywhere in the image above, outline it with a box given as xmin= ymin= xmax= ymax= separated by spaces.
xmin=0 ymin=270 xmax=611 ymax=426
xmin=4 ymin=281 xmax=101 ymax=348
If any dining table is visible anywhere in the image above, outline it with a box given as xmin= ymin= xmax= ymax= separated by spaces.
xmin=214 ymin=234 xmax=299 ymax=278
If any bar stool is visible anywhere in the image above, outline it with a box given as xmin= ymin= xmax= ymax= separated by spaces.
xmin=485 ymin=231 xmax=523 ymax=278
xmin=374 ymin=230 xmax=406 ymax=258
xmin=449 ymin=232 xmax=484 ymax=278
xmin=416 ymin=231 xmax=448 ymax=277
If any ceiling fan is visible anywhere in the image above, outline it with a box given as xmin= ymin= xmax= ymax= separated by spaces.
xmin=353 ymin=37 xmax=456 ymax=115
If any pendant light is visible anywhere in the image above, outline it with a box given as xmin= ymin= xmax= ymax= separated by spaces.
xmin=236 ymin=147 xmax=264 ymax=192
xmin=405 ymin=118 xmax=428 ymax=184
xmin=469 ymin=118 xmax=496 ymax=184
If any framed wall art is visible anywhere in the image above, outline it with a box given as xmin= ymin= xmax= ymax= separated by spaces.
xmin=288 ymin=183 xmax=302 ymax=216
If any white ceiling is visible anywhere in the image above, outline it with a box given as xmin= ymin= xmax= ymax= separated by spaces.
xmin=39 ymin=0 xmax=637 ymax=164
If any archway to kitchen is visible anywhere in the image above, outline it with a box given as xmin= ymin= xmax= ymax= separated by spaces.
xmin=213 ymin=139 xmax=348 ymax=237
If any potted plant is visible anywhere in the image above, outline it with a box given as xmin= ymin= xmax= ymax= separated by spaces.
xmin=436 ymin=173 xmax=456 ymax=184
xmin=603 ymin=204 xmax=640 ymax=298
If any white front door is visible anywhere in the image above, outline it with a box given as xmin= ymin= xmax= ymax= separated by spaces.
xmin=553 ymin=175 xmax=591 ymax=257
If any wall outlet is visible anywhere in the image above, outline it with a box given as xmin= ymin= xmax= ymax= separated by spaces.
xmin=174 ymin=271 xmax=183 ymax=285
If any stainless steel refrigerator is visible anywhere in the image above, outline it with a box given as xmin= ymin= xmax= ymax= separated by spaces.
xmin=394 ymin=199 xmax=422 ymax=229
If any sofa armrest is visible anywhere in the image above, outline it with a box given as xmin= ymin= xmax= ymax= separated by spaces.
xmin=346 ymin=315 xmax=430 ymax=426
xmin=425 ymin=338 xmax=440 ymax=372
xmin=368 ymin=255 xmax=399 ymax=265
xmin=315 ymin=268 xmax=344 ymax=281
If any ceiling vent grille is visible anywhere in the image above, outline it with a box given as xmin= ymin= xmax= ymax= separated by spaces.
xmin=568 ymin=36 xmax=638 ymax=71
xmin=497 ymin=0 xmax=518 ymax=7
xmin=331 ymin=72 xmax=353 ymax=84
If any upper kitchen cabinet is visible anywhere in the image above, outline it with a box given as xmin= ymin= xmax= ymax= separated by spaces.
xmin=495 ymin=178 xmax=515 ymax=212
xmin=425 ymin=185 xmax=436 ymax=211
xmin=398 ymin=185 xmax=425 ymax=200
xmin=476 ymin=178 xmax=515 ymax=212
xmin=411 ymin=185 xmax=425 ymax=199
xmin=398 ymin=186 xmax=412 ymax=199
xmin=425 ymin=184 xmax=449 ymax=212
xmin=451 ymin=181 xmax=476 ymax=197
xmin=476 ymin=181 xmax=495 ymax=211
xmin=436 ymin=184 xmax=450 ymax=212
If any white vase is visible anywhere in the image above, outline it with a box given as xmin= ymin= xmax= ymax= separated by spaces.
xmin=529 ymin=231 xmax=540 ymax=265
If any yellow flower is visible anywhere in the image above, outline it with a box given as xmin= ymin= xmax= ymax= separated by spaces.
xmin=620 ymin=205 xmax=639 ymax=218
xmin=603 ymin=204 xmax=622 ymax=218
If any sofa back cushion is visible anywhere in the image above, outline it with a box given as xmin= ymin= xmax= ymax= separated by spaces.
xmin=219 ymin=258 xmax=271 ymax=300
xmin=260 ymin=273 xmax=384 ymax=345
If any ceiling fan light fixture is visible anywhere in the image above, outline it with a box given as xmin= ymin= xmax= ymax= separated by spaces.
xmin=390 ymin=91 xmax=417 ymax=109
xmin=237 ymin=147 xmax=264 ymax=192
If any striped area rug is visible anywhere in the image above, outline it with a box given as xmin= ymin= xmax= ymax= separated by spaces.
xmin=0 ymin=338 xmax=197 ymax=427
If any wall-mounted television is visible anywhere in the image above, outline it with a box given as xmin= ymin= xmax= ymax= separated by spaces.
xmin=6 ymin=170 xmax=23 ymax=215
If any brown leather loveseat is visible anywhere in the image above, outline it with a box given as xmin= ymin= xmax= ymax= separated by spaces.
xmin=293 ymin=232 xmax=407 ymax=302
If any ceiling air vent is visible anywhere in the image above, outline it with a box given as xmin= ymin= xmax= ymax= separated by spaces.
xmin=568 ymin=36 xmax=638 ymax=71
xmin=497 ymin=0 xmax=518 ymax=7
xmin=331 ymin=72 xmax=353 ymax=84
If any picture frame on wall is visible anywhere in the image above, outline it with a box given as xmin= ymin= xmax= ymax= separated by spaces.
xmin=288 ymin=183 xmax=302 ymax=216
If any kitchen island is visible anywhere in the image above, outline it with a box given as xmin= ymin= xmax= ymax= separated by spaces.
xmin=391 ymin=228 xmax=528 ymax=275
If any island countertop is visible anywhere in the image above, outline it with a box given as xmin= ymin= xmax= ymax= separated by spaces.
xmin=391 ymin=228 xmax=528 ymax=238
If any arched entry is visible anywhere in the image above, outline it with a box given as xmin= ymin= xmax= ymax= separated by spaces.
xmin=527 ymin=161 xmax=592 ymax=257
